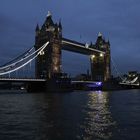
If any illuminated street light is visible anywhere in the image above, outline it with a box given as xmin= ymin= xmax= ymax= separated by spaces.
xmin=100 ymin=53 xmax=104 ymax=57
xmin=91 ymin=55 xmax=95 ymax=60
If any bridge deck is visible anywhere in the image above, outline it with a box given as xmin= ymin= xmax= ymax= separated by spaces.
xmin=0 ymin=78 xmax=101 ymax=84
xmin=0 ymin=78 xmax=46 ymax=82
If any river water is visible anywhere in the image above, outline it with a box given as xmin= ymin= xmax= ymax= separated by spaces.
xmin=0 ymin=89 xmax=140 ymax=140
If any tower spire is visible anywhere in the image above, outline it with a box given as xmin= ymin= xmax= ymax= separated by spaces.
xmin=107 ymin=39 xmax=110 ymax=46
xmin=59 ymin=19 xmax=62 ymax=29
xmin=98 ymin=32 xmax=102 ymax=37
xmin=35 ymin=24 xmax=39 ymax=31
xmin=47 ymin=11 xmax=52 ymax=17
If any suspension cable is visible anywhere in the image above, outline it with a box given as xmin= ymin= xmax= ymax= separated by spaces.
xmin=111 ymin=57 xmax=123 ymax=80
xmin=0 ymin=42 xmax=49 ymax=76
xmin=0 ymin=47 xmax=34 ymax=67
xmin=0 ymin=43 xmax=47 ymax=70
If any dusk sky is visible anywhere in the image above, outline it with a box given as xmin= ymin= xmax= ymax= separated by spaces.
xmin=0 ymin=0 xmax=140 ymax=76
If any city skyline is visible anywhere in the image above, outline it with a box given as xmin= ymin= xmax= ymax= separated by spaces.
xmin=0 ymin=0 xmax=140 ymax=76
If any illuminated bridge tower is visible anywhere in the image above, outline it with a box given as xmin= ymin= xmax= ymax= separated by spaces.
xmin=34 ymin=11 xmax=62 ymax=79
xmin=90 ymin=32 xmax=111 ymax=82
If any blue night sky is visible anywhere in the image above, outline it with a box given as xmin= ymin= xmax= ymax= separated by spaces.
xmin=0 ymin=0 xmax=140 ymax=76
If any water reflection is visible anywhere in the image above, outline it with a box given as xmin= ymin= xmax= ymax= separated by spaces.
xmin=80 ymin=91 xmax=116 ymax=140
xmin=0 ymin=91 xmax=116 ymax=140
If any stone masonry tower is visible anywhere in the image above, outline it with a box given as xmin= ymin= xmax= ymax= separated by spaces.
xmin=90 ymin=32 xmax=111 ymax=81
xmin=34 ymin=11 xmax=62 ymax=79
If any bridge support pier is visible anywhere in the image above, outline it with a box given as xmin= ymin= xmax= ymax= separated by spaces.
xmin=26 ymin=81 xmax=46 ymax=92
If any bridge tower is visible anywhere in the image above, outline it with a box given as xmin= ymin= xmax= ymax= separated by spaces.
xmin=34 ymin=11 xmax=62 ymax=79
xmin=90 ymin=32 xmax=111 ymax=81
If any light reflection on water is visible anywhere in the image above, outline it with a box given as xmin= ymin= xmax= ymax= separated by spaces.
xmin=0 ymin=90 xmax=140 ymax=140
xmin=80 ymin=91 xmax=116 ymax=140
xmin=0 ymin=90 xmax=116 ymax=140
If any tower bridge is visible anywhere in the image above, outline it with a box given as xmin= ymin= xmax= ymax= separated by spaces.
xmin=35 ymin=11 xmax=111 ymax=81
xmin=0 ymin=11 xmax=111 ymax=91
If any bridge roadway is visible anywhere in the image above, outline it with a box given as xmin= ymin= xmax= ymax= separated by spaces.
xmin=0 ymin=78 xmax=101 ymax=84
xmin=0 ymin=78 xmax=102 ymax=91
xmin=62 ymin=38 xmax=105 ymax=55
xmin=0 ymin=78 xmax=46 ymax=83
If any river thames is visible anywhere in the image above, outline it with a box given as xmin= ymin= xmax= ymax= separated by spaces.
xmin=0 ymin=89 xmax=140 ymax=140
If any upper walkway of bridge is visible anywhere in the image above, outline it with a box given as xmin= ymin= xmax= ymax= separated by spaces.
xmin=62 ymin=38 xmax=105 ymax=55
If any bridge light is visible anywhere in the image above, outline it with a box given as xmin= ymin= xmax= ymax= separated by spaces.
xmin=39 ymin=51 xmax=45 ymax=56
xmin=100 ymin=53 xmax=104 ymax=57
xmin=91 ymin=55 xmax=95 ymax=60
xmin=85 ymin=43 xmax=89 ymax=48
xmin=54 ymin=66 xmax=58 ymax=71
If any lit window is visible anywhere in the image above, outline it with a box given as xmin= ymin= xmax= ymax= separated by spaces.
xmin=54 ymin=66 xmax=58 ymax=71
